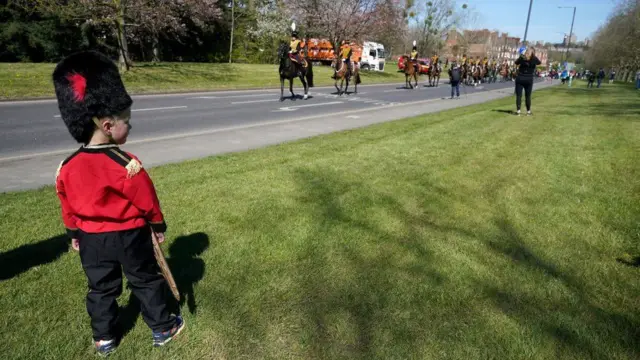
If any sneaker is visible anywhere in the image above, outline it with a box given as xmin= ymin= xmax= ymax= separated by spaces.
xmin=152 ymin=316 xmax=185 ymax=347
xmin=527 ymin=111 xmax=532 ymax=116
xmin=516 ymin=110 xmax=521 ymax=116
xmin=95 ymin=339 xmax=117 ymax=357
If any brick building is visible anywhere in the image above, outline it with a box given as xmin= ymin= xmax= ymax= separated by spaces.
xmin=442 ymin=28 xmax=547 ymax=66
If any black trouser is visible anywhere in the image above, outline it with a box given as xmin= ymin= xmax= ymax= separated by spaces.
xmin=515 ymin=76 xmax=534 ymax=111
xmin=450 ymin=81 xmax=460 ymax=97
xmin=79 ymin=227 xmax=176 ymax=341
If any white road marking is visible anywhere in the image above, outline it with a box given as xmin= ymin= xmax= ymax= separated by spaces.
xmin=231 ymin=99 xmax=276 ymax=105
xmin=276 ymin=101 xmax=343 ymax=112
xmin=53 ymin=106 xmax=188 ymax=118
xmin=132 ymin=106 xmax=188 ymax=112
xmin=190 ymin=93 xmax=276 ymax=100
xmin=346 ymin=115 xmax=360 ymax=119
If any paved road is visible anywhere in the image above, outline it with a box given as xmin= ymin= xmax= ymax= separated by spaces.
xmin=0 ymin=77 xmax=553 ymax=192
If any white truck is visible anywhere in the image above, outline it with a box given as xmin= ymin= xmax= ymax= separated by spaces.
xmin=359 ymin=42 xmax=386 ymax=72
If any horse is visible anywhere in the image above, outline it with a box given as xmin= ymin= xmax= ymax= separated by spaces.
xmin=461 ymin=63 xmax=469 ymax=85
xmin=481 ymin=64 xmax=490 ymax=83
xmin=488 ymin=64 xmax=498 ymax=83
xmin=401 ymin=55 xmax=418 ymax=89
xmin=471 ymin=64 xmax=484 ymax=86
xmin=499 ymin=63 xmax=509 ymax=82
xmin=331 ymin=56 xmax=360 ymax=95
xmin=277 ymin=43 xmax=314 ymax=102
xmin=428 ymin=61 xmax=441 ymax=87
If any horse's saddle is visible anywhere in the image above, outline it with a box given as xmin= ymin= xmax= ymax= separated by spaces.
xmin=289 ymin=54 xmax=308 ymax=68
xmin=337 ymin=60 xmax=352 ymax=74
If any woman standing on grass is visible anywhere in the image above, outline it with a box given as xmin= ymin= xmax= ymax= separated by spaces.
xmin=514 ymin=47 xmax=541 ymax=116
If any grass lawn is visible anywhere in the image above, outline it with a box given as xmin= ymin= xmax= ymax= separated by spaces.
xmin=0 ymin=62 xmax=405 ymax=100
xmin=1 ymin=83 xmax=639 ymax=359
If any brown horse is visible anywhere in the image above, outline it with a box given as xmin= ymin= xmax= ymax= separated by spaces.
xmin=402 ymin=55 xmax=418 ymax=89
xmin=428 ymin=61 xmax=441 ymax=87
xmin=499 ymin=63 xmax=510 ymax=82
xmin=470 ymin=64 xmax=482 ymax=86
xmin=462 ymin=63 xmax=472 ymax=85
xmin=332 ymin=56 xmax=360 ymax=95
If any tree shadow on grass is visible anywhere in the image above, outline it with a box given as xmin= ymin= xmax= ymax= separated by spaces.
xmin=0 ymin=234 xmax=68 ymax=281
xmin=291 ymin=166 xmax=640 ymax=359
xmin=484 ymin=214 xmax=640 ymax=359
xmin=289 ymin=167 xmax=489 ymax=359
xmin=199 ymin=161 xmax=638 ymax=358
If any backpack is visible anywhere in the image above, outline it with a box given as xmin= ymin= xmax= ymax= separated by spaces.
xmin=451 ymin=67 xmax=461 ymax=82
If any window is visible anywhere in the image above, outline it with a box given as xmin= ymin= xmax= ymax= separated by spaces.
xmin=369 ymin=50 xmax=377 ymax=58
xmin=377 ymin=49 xmax=386 ymax=59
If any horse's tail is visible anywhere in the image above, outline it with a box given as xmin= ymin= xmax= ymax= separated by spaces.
xmin=306 ymin=61 xmax=314 ymax=88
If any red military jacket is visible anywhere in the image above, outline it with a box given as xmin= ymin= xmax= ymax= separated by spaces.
xmin=55 ymin=144 xmax=167 ymax=239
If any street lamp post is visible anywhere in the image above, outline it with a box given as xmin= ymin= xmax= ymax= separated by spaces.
xmin=558 ymin=6 xmax=576 ymax=64
xmin=523 ymin=0 xmax=534 ymax=45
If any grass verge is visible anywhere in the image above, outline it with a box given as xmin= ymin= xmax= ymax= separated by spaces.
xmin=0 ymin=83 xmax=638 ymax=359
xmin=0 ymin=62 xmax=405 ymax=100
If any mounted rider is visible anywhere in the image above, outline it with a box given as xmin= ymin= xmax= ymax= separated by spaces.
xmin=431 ymin=53 xmax=440 ymax=73
xmin=288 ymin=22 xmax=307 ymax=70
xmin=410 ymin=41 xmax=419 ymax=72
xmin=339 ymin=40 xmax=353 ymax=77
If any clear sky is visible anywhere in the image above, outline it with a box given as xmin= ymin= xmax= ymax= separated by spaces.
xmin=464 ymin=0 xmax=618 ymax=43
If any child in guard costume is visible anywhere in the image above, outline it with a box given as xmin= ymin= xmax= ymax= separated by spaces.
xmin=53 ymin=51 xmax=184 ymax=356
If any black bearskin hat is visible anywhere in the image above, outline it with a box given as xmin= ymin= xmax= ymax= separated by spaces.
xmin=53 ymin=51 xmax=132 ymax=144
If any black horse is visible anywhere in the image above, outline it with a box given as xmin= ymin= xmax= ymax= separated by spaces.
xmin=278 ymin=43 xmax=314 ymax=101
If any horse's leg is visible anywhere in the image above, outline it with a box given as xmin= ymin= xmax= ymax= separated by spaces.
xmin=354 ymin=73 xmax=358 ymax=94
xmin=335 ymin=78 xmax=340 ymax=94
xmin=289 ymin=78 xmax=295 ymax=99
xmin=280 ymin=76 xmax=285 ymax=102
xmin=301 ymin=75 xmax=308 ymax=100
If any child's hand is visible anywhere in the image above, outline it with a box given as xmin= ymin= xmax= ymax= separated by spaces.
xmin=71 ymin=238 xmax=80 ymax=251
xmin=153 ymin=232 xmax=165 ymax=244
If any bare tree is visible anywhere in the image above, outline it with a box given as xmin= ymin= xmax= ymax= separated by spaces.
xmin=586 ymin=0 xmax=639 ymax=79
xmin=286 ymin=0 xmax=382 ymax=47
xmin=406 ymin=0 xmax=469 ymax=56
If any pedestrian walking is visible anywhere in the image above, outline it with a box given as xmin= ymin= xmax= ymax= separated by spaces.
xmin=597 ymin=68 xmax=605 ymax=88
xmin=609 ymin=69 xmax=615 ymax=84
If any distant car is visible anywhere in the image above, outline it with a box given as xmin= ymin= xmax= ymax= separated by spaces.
xmin=397 ymin=56 xmax=430 ymax=74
